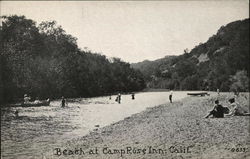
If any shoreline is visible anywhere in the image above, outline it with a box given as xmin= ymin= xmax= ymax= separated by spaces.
xmin=46 ymin=92 xmax=249 ymax=159
xmin=0 ymin=90 xmax=211 ymax=107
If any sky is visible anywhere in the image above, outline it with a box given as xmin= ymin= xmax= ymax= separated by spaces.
xmin=1 ymin=1 xmax=249 ymax=63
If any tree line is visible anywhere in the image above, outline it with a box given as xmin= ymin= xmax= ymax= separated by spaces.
xmin=0 ymin=15 xmax=145 ymax=104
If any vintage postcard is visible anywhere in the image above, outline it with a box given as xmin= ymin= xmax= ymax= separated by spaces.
xmin=0 ymin=1 xmax=249 ymax=159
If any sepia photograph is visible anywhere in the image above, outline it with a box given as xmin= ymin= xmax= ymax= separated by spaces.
xmin=0 ymin=0 xmax=249 ymax=159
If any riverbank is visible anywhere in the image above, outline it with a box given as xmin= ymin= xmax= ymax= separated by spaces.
xmin=47 ymin=92 xmax=249 ymax=159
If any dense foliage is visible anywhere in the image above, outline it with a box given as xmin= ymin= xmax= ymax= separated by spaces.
xmin=132 ymin=19 xmax=249 ymax=91
xmin=0 ymin=15 xmax=145 ymax=104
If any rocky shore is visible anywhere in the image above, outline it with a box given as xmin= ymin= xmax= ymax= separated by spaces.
xmin=48 ymin=93 xmax=249 ymax=159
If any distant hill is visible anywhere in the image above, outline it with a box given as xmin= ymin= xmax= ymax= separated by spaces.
xmin=131 ymin=56 xmax=177 ymax=80
xmin=131 ymin=19 xmax=249 ymax=91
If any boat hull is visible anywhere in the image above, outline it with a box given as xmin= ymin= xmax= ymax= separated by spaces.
xmin=187 ymin=92 xmax=209 ymax=96
xmin=10 ymin=101 xmax=50 ymax=107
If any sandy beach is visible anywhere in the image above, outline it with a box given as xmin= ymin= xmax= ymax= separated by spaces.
xmin=46 ymin=93 xmax=249 ymax=159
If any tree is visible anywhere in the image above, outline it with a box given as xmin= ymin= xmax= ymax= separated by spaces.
xmin=0 ymin=15 xmax=146 ymax=104
xmin=230 ymin=70 xmax=249 ymax=92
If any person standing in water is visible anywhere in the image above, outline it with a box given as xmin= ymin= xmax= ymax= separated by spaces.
xmin=115 ymin=93 xmax=121 ymax=104
xmin=169 ymin=90 xmax=173 ymax=103
xmin=61 ymin=96 xmax=67 ymax=107
xmin=217 ymin=89 xmax=220 ymax=95
xmin=118 ymin=93 xmax=121 ymax=104
xmin=131 ymin=93 xmax=135 ymax=100
xmin=23 ymin=94 xmax=31 ymax=104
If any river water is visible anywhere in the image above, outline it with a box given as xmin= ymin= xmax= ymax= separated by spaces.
xmin=1 ymin=91 xmax=193 ymax=158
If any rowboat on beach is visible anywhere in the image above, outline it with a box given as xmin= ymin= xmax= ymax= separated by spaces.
xmin=187 ymin=92 xmax=209 ymax=96
xmin=10 ymin=100 xmax=50 ymax=107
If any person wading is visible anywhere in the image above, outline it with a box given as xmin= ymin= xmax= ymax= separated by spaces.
xmin=169 ymin=90 xmax=173 ymax=103
xmin=116 ymin=93 xmax=121 ymax=104
xmin=61 ymin=96 xmax=67 ymax=107
xmin=131 ymin=93 xmax=135 ymax=100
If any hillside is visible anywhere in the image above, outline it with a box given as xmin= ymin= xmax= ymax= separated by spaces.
xmin=131 ymin=56 xmax=177 ymax=81
xmin=131 ymin=19 xmax=249 ymax=91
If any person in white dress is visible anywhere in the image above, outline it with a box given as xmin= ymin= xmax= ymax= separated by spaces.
xmin=226 ymin=98 xmax=250 ymax=116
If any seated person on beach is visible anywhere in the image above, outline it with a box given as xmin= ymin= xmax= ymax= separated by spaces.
xmin=205 ymin=100 xmax=226 ymax=118
xmin=226 ymin=98 xmax=250 ymax=116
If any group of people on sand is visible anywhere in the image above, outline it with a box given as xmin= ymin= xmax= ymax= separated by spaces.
xmin=166 ymin=89 xmax=249 ymax=118
xmin=205 ymin=97 xmax=250 ymax=118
